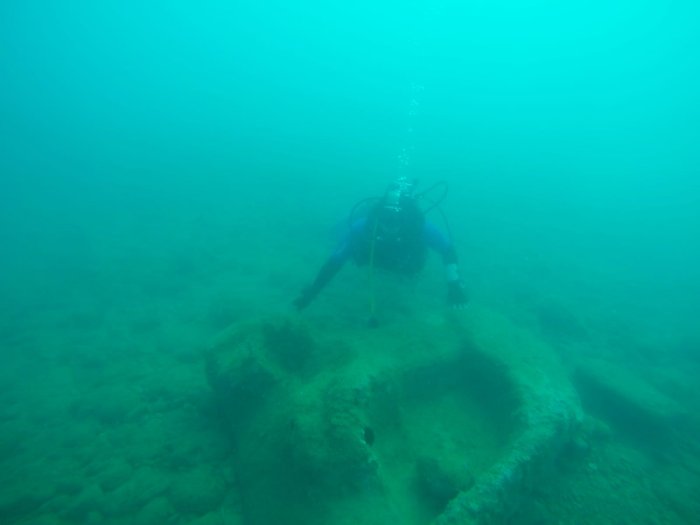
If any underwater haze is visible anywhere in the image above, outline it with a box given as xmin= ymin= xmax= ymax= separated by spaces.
xmin=2 ymin=1 xmax=700 ymax=524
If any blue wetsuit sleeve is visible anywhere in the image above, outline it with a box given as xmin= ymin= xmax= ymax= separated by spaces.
xmin=331 ymin=217 xmax=366 ymax=262
xmin=300 ymin=217 xmax=366 ymax=307
xmin=424 ymin=222 xmax=458 ymax=264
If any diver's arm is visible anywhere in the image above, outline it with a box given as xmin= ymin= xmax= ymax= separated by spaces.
xmin=294 ymin=253 xmax=346 ymax=310
xmin=424 ymin=221 xmax=460 ymax=272
xmin=424 ymin=222 xmax=468 ymax=307
xmin=294 ymin=219 xmax=364 ymax=311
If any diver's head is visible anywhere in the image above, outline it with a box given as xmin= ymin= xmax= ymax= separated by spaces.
xmin=382 ymin=177 xmax=415 ymax=213
xmin=376 ymin=177 xmax=421 ymax=236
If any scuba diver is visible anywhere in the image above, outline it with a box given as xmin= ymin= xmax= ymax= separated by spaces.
xmin=293 ymin=177 xmax=468 ymax=320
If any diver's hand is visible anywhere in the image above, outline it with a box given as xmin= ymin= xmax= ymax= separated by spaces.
xmin=293 ymin=287 xmax=315 ymax=311
xmin=447 ymin=280 xmax=468 ymax=309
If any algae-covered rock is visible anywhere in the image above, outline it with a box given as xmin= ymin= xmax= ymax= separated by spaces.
xmin=652 ymin=467 xmax=700 ymax=523
xmin=133 ymin=496 xmax=175 ymax=525
xmin=69 ymin=384 xmax=141 ymax=425
xmin=433 ymin=307 xmax=582 ymax=525
xmin=190 ymin=510 xmax=241 ymax=525
xmin=206 ymin=310 xmax=582 ymax=525
xmin=30 ymin=515 xmax=63 ymax=525
xmin=415 ymin=457 xmax=474 ymax=513
xmin=98 ymin=458 xmax=134 ymax=492
xmin=103 ymin=466 xmax=170 ymax=517
xmin=536 ymin=300 xmax=589 ymax=343
xmin=574 ymin=358 xmax=687 ymax=446
xmin=286 ymin=377 xmax=378 ymax=493
xmin=262 ymin=319 xmax=317 ymax=374
xmin=205 ymin=318 xmax=385 ymax=523
xmin=167 ymin=467 xmax=226 ymax=515
xmin=206 ymin=323 xmax=277 ymax=425
xmin=0 ymin=486 xmax=55 ymax=523
xmin=62 ymin=484 xmax=104 ymax=521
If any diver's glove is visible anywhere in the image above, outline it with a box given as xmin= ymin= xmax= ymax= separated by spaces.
xmin=447 ymin=280 xmax=468 ymax=309
xmin=293 ymin=286 xmax=317 ymax=311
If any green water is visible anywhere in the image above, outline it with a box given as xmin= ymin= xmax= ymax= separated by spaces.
xmin=1 ymin=1 xmax=699 ymax=524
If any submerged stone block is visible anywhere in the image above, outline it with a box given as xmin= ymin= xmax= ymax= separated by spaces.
xmin=205 ymin=310 xmax=581 ymax=525
xmin=574 ymin=359 xmax=687 ymax=447
xmin=433 ymin=308 xmax=583 ymax=525
xmin=262 ymin=319 xmax=317 ymax=374
xmin=415 ymin=456 xmax=474 ymax=513
xmin=205 ymin=323 xmax=278 ymax=425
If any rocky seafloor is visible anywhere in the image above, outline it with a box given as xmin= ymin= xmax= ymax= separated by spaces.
xmin=1 ymin=299 xmax=699 ymax=524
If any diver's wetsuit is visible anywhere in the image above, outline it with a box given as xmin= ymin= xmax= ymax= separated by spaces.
xmin=332 ymin=216 xmax=457 ymax=273
xmin=296 ymin=210 xmax=461 ymax=309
